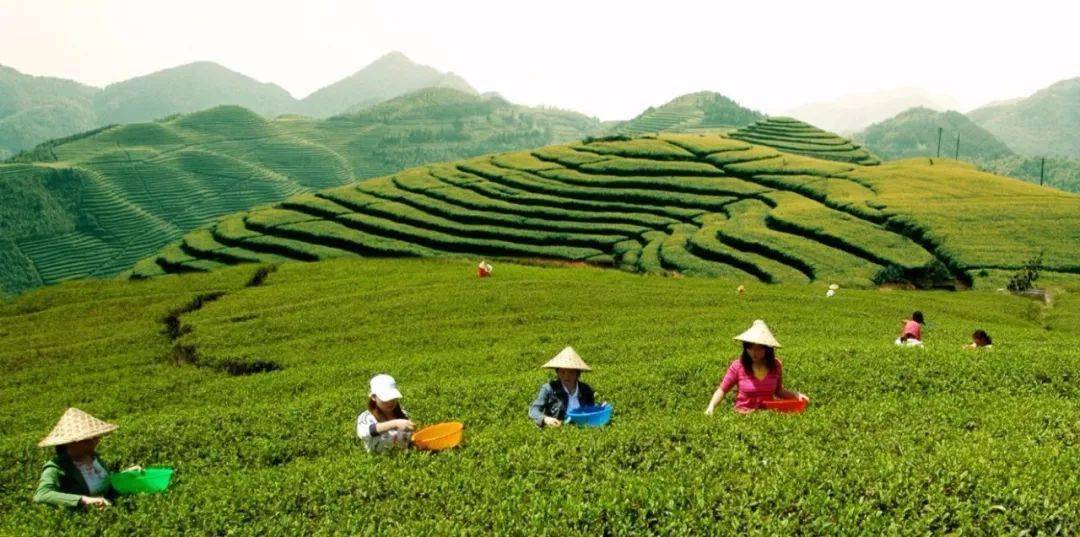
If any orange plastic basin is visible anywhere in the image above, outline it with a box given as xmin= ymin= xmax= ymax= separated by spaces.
xmin=760 ymin=398 xmax=808 ymax=413
xmin=412 ymin=422 xmax=463 ymax=451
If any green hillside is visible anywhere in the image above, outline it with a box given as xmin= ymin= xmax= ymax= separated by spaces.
xmin=853 ymin=107 xmax=1080 ymax=193
xmin=969 ymin=78 xmax=1080 ymax=158
xmin=730 ymin=117 xmax=880 ymax=165
xmin=138 ymin=133 xmax=1080 ymax=289
xmin=979 ymin=155 xmax=1080 ymax=193
xmin=93 ymin=62 xmax=298 ymax=124
xmin=855 ymin=107 xmax=1013 ymax=161
xmin=0 ymin=53 xmax=481 ymax=158
xmin=300 ymin=51 xmax=477 ymax=117
xmin=0 ymin=90 xmax=603 ymax=294
xmin=614 ymin=92 xmax=764 ymax=135
xmin=2 ymin=257 xmax=1077 ymax=534
xmin=0 ymin=65 xmax=99 ymax=160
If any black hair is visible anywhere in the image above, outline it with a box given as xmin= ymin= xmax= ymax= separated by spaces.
xmin=740 ymin=341 xmax=776 ymax=373
xmin=912 ymin=311 xmax=925 ymax=324
xmin=972 ymin=329 xmax=992 ymax=346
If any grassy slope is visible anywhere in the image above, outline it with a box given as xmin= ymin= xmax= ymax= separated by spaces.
xmin=0 ymin=90 xmax=603 ymax=294
xmin=142 ymin=133 xmax=1080 ymax=289
xmin=1 ymin=257 xmax=1077 ymax=534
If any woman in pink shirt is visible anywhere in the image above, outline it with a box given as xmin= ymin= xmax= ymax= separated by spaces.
xmin=705 ymin=320 xmax=808 ymax=414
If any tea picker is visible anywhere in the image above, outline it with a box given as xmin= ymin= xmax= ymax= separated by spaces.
xmin=705 ymin=320 xmax=810 ymax=415
xmin=528 ymin=347 xmax=610 ymax=428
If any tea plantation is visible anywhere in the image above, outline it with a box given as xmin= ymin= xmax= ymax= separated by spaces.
xmin=0 ymin=258 xmax=1076 ymax=534
xmin=0 ymin=88 xmax=603 ymax=295
xmin=138 ymin=133 xmax=1080 ymax=290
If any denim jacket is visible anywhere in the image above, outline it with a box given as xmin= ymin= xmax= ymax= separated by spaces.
xmin=529 ymin=380 xmax=595 ymax=427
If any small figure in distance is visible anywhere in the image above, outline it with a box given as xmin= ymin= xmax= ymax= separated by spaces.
xmin=965 ymin=329 xmax=993 ymax=350
xmin=529 ymin=347 xmax=597 ymax=428
xmin=705 ymin=320 xmax=809 ymax=415
xmin=34 ymin=408 xmax=142 ymax=509
xmin=826 ymin=283 xmax=839 ymax=297
xmin=477 ymin=260 xmax=493 ymax=278
xmin=736 ymin=284 xmax=746 ymax=296
xmin=357 ymin=374 xmax=415 ymax=453
xmin=895 ymin=311 xmax=925 ymax=347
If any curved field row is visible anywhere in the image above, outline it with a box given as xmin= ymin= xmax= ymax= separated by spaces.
xmin=731 ymin=117 xmax=881 ymax=166
xmin=139 ymin=133 xmax=991 ymax=288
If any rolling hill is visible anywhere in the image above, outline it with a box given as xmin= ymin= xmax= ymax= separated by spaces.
xmin=613 ymin=92 xmax=764 ymax=135
xmin=968 ymin=77 xmax=1080 ymax=158
xmin=136 ymin=133 xmax=1080 ymax=290
xmin=854 ymin=107 xmax=1080 ymax=193
xmin=300 ymin=51 xmax=476 ymax=117
xmin=784 ymin=87 xmax=961 ymax=134
xmin=0 ymin=89 xmax=603 ymax=295
xmin=730 ymin=118 xmax=880 ymax=165
xmin=0 ymin=53 xmax=479 ymax=158
xmin=93 ymin=62 xmax=299 ymax=124
xmin=854 ymin=107 xmax=1013 ymax=161
xmin=0 ymin=65 xmax=99 ymax=160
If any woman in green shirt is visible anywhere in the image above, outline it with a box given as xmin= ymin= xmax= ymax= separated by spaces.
xmin=34 ymin=408 xmax=131 ymax=509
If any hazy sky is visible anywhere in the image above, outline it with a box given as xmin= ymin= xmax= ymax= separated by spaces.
xmin=1 ymin=0 xmax=1077 ymax=120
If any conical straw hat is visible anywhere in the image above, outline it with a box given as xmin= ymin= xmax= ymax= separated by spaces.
xmin=37 ymin=408 xmax=118 ymax=448
xmin=733 ymin=319 xmax=782 ymax=348
xmin=829 ymin=283 xmax=840 ymax=290
xmin=541 ymin=346 xmax=592 ymax=371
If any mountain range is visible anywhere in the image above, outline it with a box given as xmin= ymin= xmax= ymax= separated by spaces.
xmin=0 ymin=52 xmax=476 ymax=159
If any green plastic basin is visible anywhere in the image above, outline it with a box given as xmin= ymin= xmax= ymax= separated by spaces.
xmin=109 ymin=467 xmax=174 ymax=495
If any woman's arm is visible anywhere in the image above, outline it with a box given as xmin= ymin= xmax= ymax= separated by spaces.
xmin=705 ymin=386 xmax=728 ymax=415
xmin=33 ymin=465 xmax=84 ymax=508
xmin=773 ymin=363 xmax=808 ymax=400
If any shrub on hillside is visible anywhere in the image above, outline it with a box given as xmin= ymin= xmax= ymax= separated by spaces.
xmin=1006 ymin=252 xmax=1043 ymax=292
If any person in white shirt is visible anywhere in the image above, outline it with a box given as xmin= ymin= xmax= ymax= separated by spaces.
xmin=356 ymin=374 xmax=415 ymax=453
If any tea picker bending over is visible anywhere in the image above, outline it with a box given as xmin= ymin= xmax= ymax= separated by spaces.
xmin=357 ymin=374 xmax=415 ymax=452
xmin=705 ymin=320 xmax=808 ymax=415
xmin=895 ymin=311 xmax=925 ymax=346
xmin=529 ymin=347 xmax=596 ymax=428
xmin=965 ymin=329 xmax=993 ymax=349
xmin=33 ymin=408 xmax=140 ymax=509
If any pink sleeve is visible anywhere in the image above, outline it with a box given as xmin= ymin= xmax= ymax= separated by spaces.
xmin=720 ymin=361 xmax=740 ymax=392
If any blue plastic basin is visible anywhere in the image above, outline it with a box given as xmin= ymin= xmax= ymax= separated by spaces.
xmin=565 ymin=404 xmax=613 ymax=427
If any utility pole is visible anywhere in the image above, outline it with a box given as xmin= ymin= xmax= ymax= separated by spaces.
xmin=954 ymin=133 xmax=960 ymax=160
xmin=1039 ymin=157 xmax=1045 ymax=186
xmin=936 ymin=127 xmax=943 ymax=157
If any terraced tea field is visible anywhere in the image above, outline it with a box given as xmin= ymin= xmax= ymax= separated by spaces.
xmin=0 ymin=89 xmax=603 ymax=295
xmin=139 ymin=133 xmax=1080 ymax=290
xmin=1 ymin=258 xmax=1077 ymax=534
xmin=730 ymin=117 xmax=881 ymax=165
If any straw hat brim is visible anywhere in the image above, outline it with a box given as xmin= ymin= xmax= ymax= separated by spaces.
xmin=732 ymin=320 xmax=782 ymax=348
xmin=37 ymin=408 xmax=118 ymax=448
xmin=541 ymin=346 xmax=592 ymax=371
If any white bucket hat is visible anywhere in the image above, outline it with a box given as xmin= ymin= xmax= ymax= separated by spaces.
xmin=541 ymin=346 xmax=592 ymax=371
xmin=38 ymin=408 xmax=118 ymax=448
xmin=369 ymin=374 xmax=403 ymax=401
xmin=733 ymin=319 xmax=782 ymax=348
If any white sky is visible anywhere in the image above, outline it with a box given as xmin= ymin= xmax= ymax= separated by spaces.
xmin=1 ymin=0 xmax=1077 ymax=120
